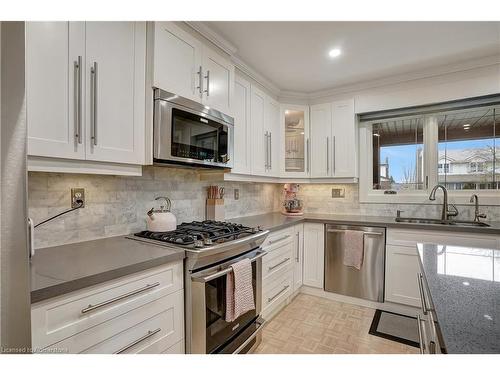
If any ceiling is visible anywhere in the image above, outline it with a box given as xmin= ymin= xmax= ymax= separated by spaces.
xmin=204 ymin=22 xmax=500 ymax=93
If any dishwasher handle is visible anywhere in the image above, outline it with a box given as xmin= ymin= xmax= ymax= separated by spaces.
xmin=326 ymin=228 xmax=383 ymax=236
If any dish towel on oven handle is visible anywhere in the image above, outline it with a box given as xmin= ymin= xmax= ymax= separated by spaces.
xmin=225 ymin=258 xmax=255 ymax=322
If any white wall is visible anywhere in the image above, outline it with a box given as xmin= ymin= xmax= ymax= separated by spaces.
xmin=309 ymin=59 xmax=500 ymax=113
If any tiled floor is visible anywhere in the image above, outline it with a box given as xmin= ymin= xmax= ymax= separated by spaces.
xmin=254 ymin=293 xmax=419 ymax=354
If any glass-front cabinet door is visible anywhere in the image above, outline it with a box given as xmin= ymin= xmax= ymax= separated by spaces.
xmin=280 ymin=104 xmax=310 ymax=177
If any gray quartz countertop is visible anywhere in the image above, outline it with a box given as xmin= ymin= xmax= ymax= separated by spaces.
xmin=230 ymin=212 xmax=500 ymax=234
xmin=30 ymin=236 xmax=185 ymax=303
xmin=417 ymin=243 xmax=500 ymax=353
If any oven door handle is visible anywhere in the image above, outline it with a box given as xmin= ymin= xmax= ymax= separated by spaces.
xmin=191 ymin=250 xmax=267 ymax=283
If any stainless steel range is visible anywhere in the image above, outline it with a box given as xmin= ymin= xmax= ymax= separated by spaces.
xmin=134 ymin=220 xmax=269 ymax=354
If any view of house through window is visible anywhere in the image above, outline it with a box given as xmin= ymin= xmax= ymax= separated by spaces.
xmin=438 ymin=107 xmax=499 ymax=190
xmin=371 ymin=103 xmax=500 ymax=192
xmin=372 ymin=118 xmax=424 ymax=190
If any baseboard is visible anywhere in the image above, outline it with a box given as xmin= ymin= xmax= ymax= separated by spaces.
xmin=299 ymin=286 xmax=420 ymax=317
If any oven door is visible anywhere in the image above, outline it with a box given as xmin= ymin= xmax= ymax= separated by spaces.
xmin=189 ymin=249 xmax=265 ymax=354
xmin=153 ymin=94 xmax=234 ymax=169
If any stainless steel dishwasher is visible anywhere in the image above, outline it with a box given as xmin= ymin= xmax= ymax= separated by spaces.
xmin=324 ymin=224 xmax=385 ymax=302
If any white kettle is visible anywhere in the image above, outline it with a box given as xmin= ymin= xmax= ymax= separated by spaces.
xmin=146 ymin=196 xmax=177 ymax=232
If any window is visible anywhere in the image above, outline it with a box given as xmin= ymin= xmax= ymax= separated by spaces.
xmin=438 ymin=107 xmax=497 ymax=190
xmin=372 ymin=118 xmax=424 ymax=191
xmin=360 ymin=96 xmax=500 ymax=203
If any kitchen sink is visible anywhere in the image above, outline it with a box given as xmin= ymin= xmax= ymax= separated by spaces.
xmin=395 ymin=217 xmax=490 ymax=227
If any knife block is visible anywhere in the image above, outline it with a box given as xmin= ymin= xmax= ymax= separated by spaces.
xmin=206 ymin=199 xmax=224 ymax=221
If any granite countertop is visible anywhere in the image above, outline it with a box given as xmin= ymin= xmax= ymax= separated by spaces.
xmin=230 ymin=212 xmax=500 ymax=235
xmin=417 ymin=243 xmax=500 ymax=354
xmin=30 ymin=236 xmax=185 ymax=303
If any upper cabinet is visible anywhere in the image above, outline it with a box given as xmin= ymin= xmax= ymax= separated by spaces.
xmin=152 ymin=22 xmax=202 ymax=103
xmin=309 ymin=99 xmax=357 ymax=179
xmin=232 ymin=76 xmax=252 ymax=174
xmin=26 ymin=22 xmax=146 ymax=168
xmin=26 ymin=22 xmax=86 ymax=160
xmin=152 ymin=22 xmax=235 ymax=116
xmin=280 ymin=104 xmax=310 ymax=178
xmin=331 ymin=99 xmax=357 ymax=178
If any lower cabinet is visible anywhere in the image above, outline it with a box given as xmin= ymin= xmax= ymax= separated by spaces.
xmin=31 ymin=261 xmax=185 ymax=354
xmin=260 ymin=226 xmax=295 ymax=320
xmin=385 ymin=228 xmax=500 ymax=307
xmin=303 ymin=223 xmax=325 ymax=289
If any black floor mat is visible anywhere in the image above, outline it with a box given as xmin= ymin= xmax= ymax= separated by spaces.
xmin=368 ymin=309 xmax=420 ymax=348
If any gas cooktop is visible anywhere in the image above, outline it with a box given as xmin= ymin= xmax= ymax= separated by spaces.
xmin=134 ymin=220 xmax=262 ymax=249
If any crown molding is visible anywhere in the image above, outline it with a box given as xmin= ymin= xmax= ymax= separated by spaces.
xmin=183 ymin=22 xmax=500 ymax=103
xmin=184 ymin=21 xmax=238 ymax=56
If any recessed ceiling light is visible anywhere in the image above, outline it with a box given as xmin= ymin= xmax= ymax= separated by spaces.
xmin=328 ymin=48 xmax=342 ymax=58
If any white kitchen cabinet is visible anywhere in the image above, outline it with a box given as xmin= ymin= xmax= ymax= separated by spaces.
xmin=331 ymin=99 xmax=357 ymax=178
xmin=202 ymin=47 xmax=235 ymax=116
xmin=26 ymin=22 xmax=86 ymax=160
xmin=292 ymin=224 xmax=304 ymax=293
xmin=232 ymin=76 xmax=252 ymax=174
xmin=310 ymin=103 xmax=332 ymax=178
xmin=385 ymin=228 xmax=500 ymax=307
xmin=151 ymin=22 xmax=234 ymax=116
xmin=303 ymin=223 xmax=325 ymax=289
xmin=250 ymin=85 xmax=268 ymax=176
xmin=309 ymin=99 xmax=357 ymax=179
xmin=32 ymin=261 xmax=184 ymax=354
xmin=85 ymin=22 xmax=146 ymax=164
xmin=26 ymin=21 xmax=146 ymax=167
xmin=152 ymin=22 xmax=203 ymax=103
xmin=281 ymin=105 xmax=310 ymax=178
xmin=385 ymin=245 xmax=421 ymax=307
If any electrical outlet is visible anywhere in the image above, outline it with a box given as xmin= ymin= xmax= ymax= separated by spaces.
xmin=331 ymin=188 xmax=345 ymax=198
xmin=234 ymin=189 xmax=240 ymax=200
xmin=71 ymin=188 xmax=85 ymax=208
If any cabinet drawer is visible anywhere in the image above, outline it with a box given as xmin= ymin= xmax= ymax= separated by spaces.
xmin=262 ymin=272 xmax=292 ymax=313
xmin=387 ymin=228 xmax=499 ymax=249
xmin=262 ymin=227 xmax=294 ymax=249
xmin=160 ymin=340 xmax=185 ymax=354
xmin=44 ymin=289 xmax=184 ymax=354
xmin=262 ymin=242 xmax=293 ymax=281
xmin=32 ymin=261 xmax=183 ymax=349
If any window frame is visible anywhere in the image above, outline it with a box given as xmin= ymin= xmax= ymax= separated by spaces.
xmin=359 ymin=105 xmax=500 ymax=205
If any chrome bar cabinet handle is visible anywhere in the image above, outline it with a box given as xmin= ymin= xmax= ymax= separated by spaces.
xmin=269 ymin=132 xmax=272 ymax=170
xmin=306 ymin=138 xmax=310 ymax=172
xmin=268 ymin=257 xmax=290 ymax=271
xmin=268 ymin=234 xmax=291 ymax=245
xmin=332 ymin=136 xmax=336 ymax=174
xmin=268 ymin=285 xmax=290 ymax=303
xmin=417 ymin=273 xmax=429 ymax=315
xmin=296 ymin=232 xmax=300 ymax=262
xmin=74 ymin=56 xmax=82 ymax=144
xmin=90 ymin=62 xmax=98 ymax=146
xmin=204 ymin=70 xmax=210 ymax=96
xmin=326 ymin=137 xmax=330 ymax=173
xmin=264 ymin=132 xmax=269 ymax=170
xmin=196 ymin=65 xmax=203 ymax=94
xmin=81 ymin=282 xmax=160 ymax=314
xmin=416 ymin=314 xmax=425 ymax=354
xmin=114 ymin=328 xmax=161 ymax=354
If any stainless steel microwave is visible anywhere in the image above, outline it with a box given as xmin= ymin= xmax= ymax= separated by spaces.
xmin=153 ymin=89 xmax=234 ymax=169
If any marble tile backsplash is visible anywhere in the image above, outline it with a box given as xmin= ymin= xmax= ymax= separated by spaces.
xmin=298 ymin=184 xmax=500 ymax=221
xmin=29 ymin=170 xmax=500 ymax=250
xmin=28 ymin=167 xmax=282 ymax=249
